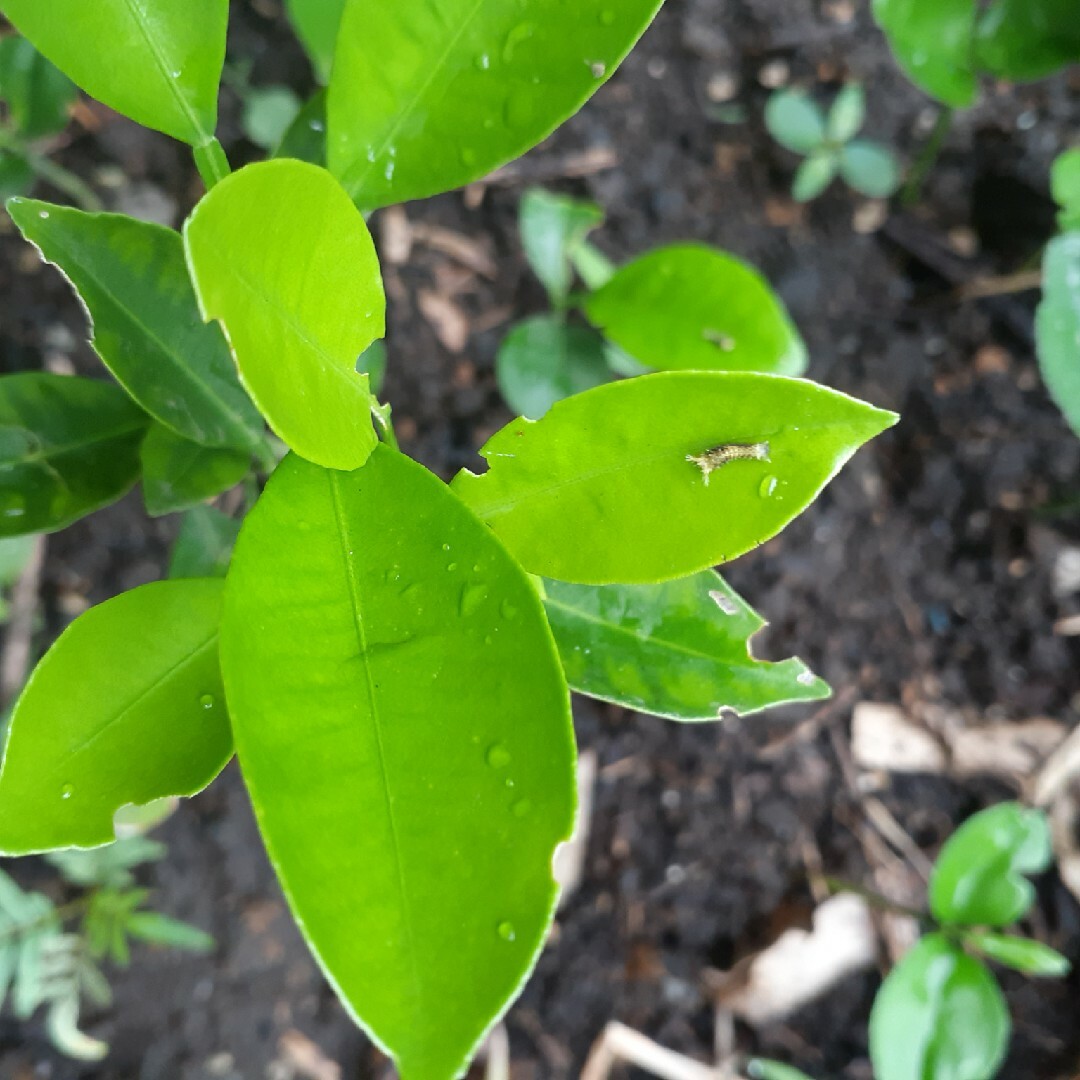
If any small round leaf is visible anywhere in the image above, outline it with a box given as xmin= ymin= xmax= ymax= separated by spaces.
xmin=765 ymin=89 xmax=826 ymax=154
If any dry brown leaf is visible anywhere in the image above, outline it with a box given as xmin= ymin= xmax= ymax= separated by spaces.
xmin=411 ymin=223 xmax=497 ymax=279
xmin=378 ymin=205 xmax=412 ymax=266
xmin=278 ymin=1030 xmax=341 ymax=1080
xmin=851 ymin=702 xmax=946 ymax=775
xmin=417 ymin=290 xmax=470 ymax=353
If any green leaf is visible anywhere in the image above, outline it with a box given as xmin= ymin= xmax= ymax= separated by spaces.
xmin=869 ymin=934 xmax=1008 ymax=1080
xmin=0 ymin=152 xmax=33 ymax=202
xmin=452 ymin=371 xmax=897 ymax=584
xmin=6 ymin=199 xmax=264 ymax=453
xmin=45 ymin=836 xmax=166 ymax=890
xmin=0 ymin=579 xmax=232 ymax=854
xmin=184 ymin=160 xmax=384 ymax=471
xmin=0 ymin=372 xmax=148 ymax=537
xmin=327 ymin=0 xmax=664 ymax=210
xmin=496 ymin=316 xmax=610 ymax=420
xmin=0 ymin=36 xmax=76 ymax=139
xmin=519 ymin=188 xmax=605 ymax=304
xmin=543 ymin=570 xmax=829 ymax=720
xmin=358 ymin=339 xmax=388 ymax=397
xmin=222 ymin=448 xmax=576 ymax=1080
xmin=286 ymin=0 xmax=347 ymax=83
xmin=966 ymin=930 xmax=1071 ymax=976
xmin=929 ymin=802 xmax=1052 ymax=927
xmin=169 ymin=505 xmax=241 ymax=580
xmin=872 ymin=0 xmax=979 ymax=107
xmin=975 ymin=0 xmax=1080 ymax=82
xmin=127 ymin=911 xmax=214 ymax=953
xmin=764 ymin=89 xmax=826 ymax=154
xmin=839 ymin=141 xmax=902 ymax=199
xmin=274 ymin=89 xmax=328 ymax=166
xmin=242 ymin=85 xmax=302 ymax=150
xmin=792 ymin=150 xmax=839 ymax=202
xmin=584 ymin=244 xmax=807 ymax=376
xmin=1051 ymin=149 xmax=1080 ymax=232
xmin=1037 ymin=233 xmax=1080 ymax=438
xmin=140 ymin=423 xmax=250 ymax=517
xmin=0 ymin=0 xmax=227 ymax=146
xmin=747 ymin=1061 xmax=817 ymax=1080
xmin=826 ymin=83 xmax=866 ymax=144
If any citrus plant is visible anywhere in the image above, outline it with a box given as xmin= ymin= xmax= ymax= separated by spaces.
xmin=0 ymin=2 xmax=898 ymax=1075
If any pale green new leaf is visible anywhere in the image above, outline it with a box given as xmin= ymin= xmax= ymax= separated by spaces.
xmin=544 ymin=571 xmax=829 ymax=720
xmin=222 ymin=448 xmax=576 ymax=1080
xmin=328 ymin=0 xmax=664 ymax=210
xmin=7 ymin=199 xmax=264 ymax=453
xmin=140 ymin=423 xmax=250 ymax=517
xmin=453 ymin=372 xmax=897 ymax=584
xmin=792 ymin=150 xmax=839 ymax=202
xmin=0 ymin=373 xmax=148 ymax=537
xmin=839 ymin=141 xmax=902 ymax=199
xmin=286 ymin=0 xmax=347 ymax=82
xmin=169 ymin=505 xmax=241 ymax=580
xmin=184 ymin=160 xmax=384 ymax=471
xmin=764 ymin=89 xmax=826 ymax=154
xmin=584 ymin=245 xmax=807 ymax=376
xmin=966 ymin=931 xmax=1070 ymax=977
xmin=0 ymin=580 xmax=232 ymax=854
xmin=519 ymin=188 xmax=605 ymax=304
xmin=0 ymin=0 xmax=227 ymax=146
xmin=1036 ymin=232 xmax=1080 ymax=438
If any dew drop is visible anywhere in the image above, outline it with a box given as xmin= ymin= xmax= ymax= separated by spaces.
xmin=486 ymin=743 xmax=511 ymax=769
xmin=475 ymin=52 xmax=491 ymax=71
xmin=708 ymin=589 xmax=739 ymax=616
xmin=497 ymin=920 xmax=516 ymax=941
xmin=309 ymin=118 xmax=325 ymax=132
xmin=61 ymin=783 xmax=74 ymax=800
xmin=0 ymin=491 xmax=25 ymax=518
xmin=442 ymin=543 xmax=451 ymax=552
xmin=502 ymin=21 xmax=535 ymax=63
xmin=384 ymin=160 xmax=395 ymax=182
xmin=199 ymin=693 xmax=215 ymax=709
xmin=759 ymin=475 xmax=779 ymax=498
xmin=599 ymin=9 xmax=616 ymax=24
xmin=797 ymin=670 xmax=816 ymax=686
xmin=484 ymin=634 xmax=494 ymax=646
xmin=460 ymin=147 xmax=477 ymax=166
xmin=447 ymin=561 xmax=458 ymax=572
xmin=500 ymin=598 xmax=519 ymax=620
xmin=459 ymin=582 xmax=487 ymax=616
xmin=511 ymin=798 xmax=533 ymax=818
xmin=589 ymin=60 xmax=607 ymax=78
xmin=38 ymin=210 xmax=49 ymax=219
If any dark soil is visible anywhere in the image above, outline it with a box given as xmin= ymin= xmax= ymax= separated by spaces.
xmin=2 ymin=0 xmax=1080 ymax=1077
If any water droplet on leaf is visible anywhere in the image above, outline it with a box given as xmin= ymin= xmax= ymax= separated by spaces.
xmin=486 ymin=743 xmax=511 ymax=769
xmin=200 ymin=694 xmax=215 ymax=709
xmin=459 ymin=582 xmax=487 ymax=616
xmin=511 ymin=798 xmax=533 ymax=818
xmin=759 ymin=475 xmax=778 ymax=498
xmin=61 ymin=783 xmax=74 ymax=800
xmin=497 ymin=920 xmax=516 ymax=941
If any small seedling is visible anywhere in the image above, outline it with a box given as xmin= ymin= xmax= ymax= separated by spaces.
xmin=765 ymin=83 xmax=902 ymax=202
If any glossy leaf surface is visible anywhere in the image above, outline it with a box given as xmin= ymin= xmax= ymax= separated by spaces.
xmin=328 ymin=0 xmax=664 ymax=210
xmin=169 ymin=505 xmax=241 ymax=579
xmin=0 ymin=373 xmax=148 ymax=537
xmin=543 ymin=571 xmax=829 ymax=720
xmin=929 ymin=802 xmax=1051 ymax=926
xmin=140 ymin=424 xmax=250 ymax=517
xmin=975 ymin=0 xmax=1080 ymax=81
xmin=0 ymin=580 xmax=231 ymax=854
xmin=453 ymin=372 xmax=897 ymax=584
xmin=0 ymin=0 xmax=227 ymax=145
xmin=872 ymin=0 xmax=978 ymax=107
xmin=184 ymin=160 xmax=384 ymax=471
xmin=497 ymin=316 xmax=610 ymax=419
xmin=519 ymin=188 xmax=604 ymax=304
xmin=222 ymin=448 xmax=576 ymax=1080
xmin=8 ymin=199 xmax=263 ymax=453
xmin=286 ymin=0 xmax=347 ymax=82
xmin=0 ymin=36 xmax=75 ymax=138
xmin=967 ymin=931 xmax=1070 ymax=976
xmin=1037 ymin=233 xmax=1080 ymax=438
xmin=869 ymin=934 xmax=1008 ymax=1080
xmin=584 ymin=245 xmax=807 ymax=376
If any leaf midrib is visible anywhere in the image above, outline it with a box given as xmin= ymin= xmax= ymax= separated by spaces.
xmin=5 ymin=413 xmax=148 ymax=470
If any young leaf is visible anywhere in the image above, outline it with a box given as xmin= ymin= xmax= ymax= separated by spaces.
xmin=975 ymin=0 xmax=1080 ymax=82
xmin=0 ymin=373 xmax=148 ymax=537
xmin=0 ymin=153 xmax=34 ymax=202
xmin=929 ymin=802 xmax=1052 ymax=927
xmin=140 ymin=424 xmax=250 ymax=517
xmin=0 ymin=579 xmax=232 ymax=854
xmin=519 ymin=188 xmax=605 ymax=305
xmin=46 ymin=836 xmax=167 ymax=890
xmin=1036 ymin=233 xmax=1080 ymax=438
xmin=0 ymin=36 xmax=76 ymax=139
xmin=584 ymin=245 xmax=807 ymax=377
xmin=1051 ymin=149 xmax=1080 ymax=232
xmin=6 ymin=199 xmax=264 ymax=454
xmin=0 ymin=0 xmax=227 ymax=146
xmin=496 ymin=316 xmax=610 ymax=420
xmin=826 ymin=83 xmax=866 ymax=144
xmin=869 ymin=934 xmax=1008 ymax=1080
xmin=764 ymin=89 xmax=826 ymax=154
xmin=839 ymin=141 xmax=902 ymax=199
xmin=792 ymin=150 xmax=839 ymax=202
xmin=126 ymin=911 xmax=214 ymax=953
xmin=358 ymin=339 xmax=388 ymax=397
xmin=966 ymin=930 xmax=1071 ymax=977
xmin=452 ymin=371 xmax=897 ymax=585
xmin=222 ymin=448 xmax=576 ymax=1080
xmin=242 ymin=86 xmax=302 ymax=151
xmin=872 ymin=0 xmax=979 ymax=107
xmin=275 ymin=89 xmax=328 ymax=165
xmin=184 ymin=160 xmax=384 ymax=471
xmin=169 ymin=505 xmax=242 ymax=580
xmin=543 ymin=571 xmax=829 ymax=720
xmin=286 ymin=0 xmax=347 ymax=83
xmin=327 ymin=0 xmax=664 ymax=210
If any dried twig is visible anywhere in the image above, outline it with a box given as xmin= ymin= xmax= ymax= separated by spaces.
xmin=582 ymin=1023 xmax=725 ymax=1080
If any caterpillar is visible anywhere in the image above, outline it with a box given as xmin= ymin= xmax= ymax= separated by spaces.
xmin=686 ymin=441 xmax=770 ymax=486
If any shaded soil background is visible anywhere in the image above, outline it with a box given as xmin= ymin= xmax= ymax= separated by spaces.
xmin=1 ymin=0 xmax=1080 ymax=1076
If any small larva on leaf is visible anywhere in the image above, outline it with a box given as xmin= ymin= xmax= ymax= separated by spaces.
xmin=686 ymin=441 xmax=770 ymax=486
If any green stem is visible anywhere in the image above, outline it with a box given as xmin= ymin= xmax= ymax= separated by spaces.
xmin=372 ymin=401 xmax=399 ymax=450
xmin=193 ymin=138 xmax=231 ymax=190
xmin=0 ymin=129 xmax=104 ymax=212
xmin=823 ymin=876 xmax=927 ymax=921
xmin=901 ymin=106 xmax=954 ymax=208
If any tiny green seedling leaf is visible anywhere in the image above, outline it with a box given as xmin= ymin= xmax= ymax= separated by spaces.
xmin=826 ymin=83 xmax=866 ymax=144
xmin=1036 ymin=233 xmax=1080 ymax=438
xmin=929 ymin=802 xmax=1052 ymax=927
xmin=6 ymin=199 xmax=265 ymax=454
xmin=126 ymin=912 xmax=214 ymax=954
xmin=286 ymin=0 xmax=347 ymax=83
xmin=0 ymin=36 xmax=76 ymax=139
xmin=169 ymin=506 xmax=242 ymax=580
xmin=583 ymin=244 xmax=808 ymax=376
xmin=453 ymin=371 xmax=897 ymax=585
xmin=0 ymin=579 xmax=232 ymax=854
xmin=140 ymin=424 xmax=251 ymax=517
xmin=496 ymin=315 xmax=610 ymax=419
xmin=328 ymin=0 xmax=665 ymax=210
xmin=792 ymin=151 xmax=840 ymax=203
xmin=222 ymin=448 xmax=576 ymax=1080
xmin=0 ymin=0 xmax=228 ymax=146
xmin=839 ymin=141 xmax=902 ymax=199
xmin=543 ymin=570 xmax=829 ymax=720
xmin=519 ymin=188 xmax=605 ymax=305
xmin=966 ymin=930 xmax=1071 ymax=977
xmin=0 ymin=373 xmax=148 ymax=537
xmin=184 ymin=160 xmax=385 ymax=471
xmin=242 ymin=86 xmax=302 ymax=151
xmin=869 ymin=934 xmax=1009 ymax=1080
xmin=764 ymin=89 xmax=826 ymax=154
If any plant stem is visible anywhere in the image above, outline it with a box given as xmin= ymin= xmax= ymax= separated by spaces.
xmin=901 ymin=106 xmax=954 ymax=209
xmin=954 ymin=268 xmax=1043 ymax=302
xmin=371 ymin=401 xmax=399 ymax=450
xmin=0 ymin=129 xmax=104 ymax=212
xmin=193 ymin=138 xmax=231 ymax=190
xmin=823 ymin=875 xmax=927 ymax=920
